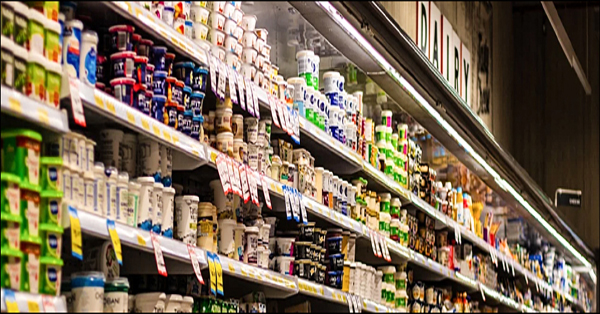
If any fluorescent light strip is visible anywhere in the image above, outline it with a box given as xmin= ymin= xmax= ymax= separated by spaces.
xmin=315 ymin=1 xmax=592 ymax=268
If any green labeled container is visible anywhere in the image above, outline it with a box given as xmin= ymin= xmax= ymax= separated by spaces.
xmin=2 ymin=129 xmax=43 ymax=186
xmin=20 ymin=241 xmax=41 ymax=293
xmin=1 ymin=172 xmax=20 ymax=215
xmin=1 ymin=247 xmax=23 ymax=290
xmin=39 ymin=256 xmax=63 ymax=296
xmin=1 ymin=213 xmax=21 ymax=250
xmin=40 ymin=190 xmax=63 ymax=226
xmin=40 ymin=157 xmax=63 ymax=192
xmin=27 ymin=52 xmax=47 ymax=103
xmin=27 ymin=8 xmax=46 ymax=55
xmin=20 ymin=181 xmax=42 ymax=243
xmin=40 ymin=223 xmax=63 ymax=259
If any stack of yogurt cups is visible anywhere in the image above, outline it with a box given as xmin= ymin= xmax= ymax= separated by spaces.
xmin=205 ymin=1 xmax=244 ymax=66
xmin=150 ymin=1 xmax=194 ymax=39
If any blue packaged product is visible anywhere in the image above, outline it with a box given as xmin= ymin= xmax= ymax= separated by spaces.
xmin=70 ymin=271 xmax=105 ymax=312
xmin=183 ymin=111 xmax=193 ymax=136
xmin=110 ymin=51 xmax=136 ymax=78
xmin=110 ymin=78 xmax=135 ymax=106
xmin=134 ymin=56 xmax=148 ymax=85
xmin=152 ymin=95 xmax=167 ymax=122
xmin=63 ymin=19 xmax=83 ymax=78
xmin=173 ymin=61 xmax=195 ymax=87
xmin=140 ymin=90 xmax=153 ymax=115
xmin=190 ymin=92 xmax=205 ymax=116
xmin=165 ymin=102 xmax=178 ymax=128
xmin=325 ymin=236 xmax=342 ymax=255
xmin=171 ymin=79 xmax=184 ymax=105
xmin=108 ymin=24 xmax=135 ymax=52
xmin=176 ymin=106 xmax=185 ymax=132
xmin=133 ymin=84 xmax=147 ymax=111
xmin=327 ymin=271 xmax=343 ymax=289
xmin=192 ymin=66 xmax=208 ymax=92
xmin=153 ymin=70 xmax=168 ymax=96
xmin=191 ymin=116 xmax=202 ymax=140
xmin=152 ymin=46 xmax=168 ymax=71
xmin=182 ymin=86 xmax=192 ymax=111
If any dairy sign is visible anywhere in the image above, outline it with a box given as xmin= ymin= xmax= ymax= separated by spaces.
xmin=416 ymin=1 xmax=472 ymax=109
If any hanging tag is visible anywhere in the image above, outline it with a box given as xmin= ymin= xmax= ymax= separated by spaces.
xmin=479 ymin=283 xmax=486 ymax=302
xmin=206 ymin=251 xmax=217 ymax=296
xmin=216 ymin=155 xmax=232 ymax=194
xmin=511 ymin=260 xmax=515 ymax=277
xmin=213 ymin=254 xmax=224 ymax=296
xmin=228 ymin=67 xmax=238 ymax=105
xmin=239 ymin=164 xmax=250 ymax=203
xmin=535 ymin=280 xmax=539 ymax=292
xmin=278 ymin=101 xmax=288 ymax=133
xmin=231 ymin=161 xmax=242 ymax=197
xmin=226 ymin=158 xmax=240 ymax=197
xmin=68 ymin=206 xmax=83 ymax=260
xmin=251 ymin=83 xmax=260 ymax=120
xmin=245 ymin=79 xmax=255 ymax=116
xmin=292 ymin=189 xmax=300 ymax=223
xmin=237 ymin=72 xmax=246 ymax=110
xmin=209 ymin=55 xmax=218 ymax=95
xmin=4 ymin=289 xmax=19 ymax=313
xmin=261 ymin=176 xmax=272 ymax=209
xmin=217 ymin=60 xmax=228 ymax=100
xmin=351 ymin=295 xmax=360 ymax=313
xmin=381 ymin=235 xmax=391 ymax=262
xmin=247 ymin=167 xmax=259 ymax=205
xmin=268 ymin=95 xmax=280 ymax=128
xmin=69 ymin=78 xmax=86 ymax=127
xmin=525 ymin=273 xmax=529 ymax=284
xmin=373 ymin=232 xmax=383 ymax=258
xmin=284 ymin=106 xmax=293 ymax=136
xmin=283 ymin=186 xmax=292 ymax=220
xmin=106 ymin=219 xmax=123 ymax=265
xmin=187 ymin=244 xmax=205 ymax=285
xmin=41 ymin=295 xmax=56 ymax=312
xmin=299 ymin=192 xmax=307 ymax=223
xmin=150 ymin=231 xmax=168 ymax=276
xmin=369 ymin=230 xmax=378 ymax=256
xmin=347 ymin=293 xmax=354 ymax=313
xmin=292 ymin=110 xmax=301 ymax=143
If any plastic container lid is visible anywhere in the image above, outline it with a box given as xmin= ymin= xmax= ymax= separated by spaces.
xmin=391 ymin=198 xmax=401 ymax=207
xmin=105 ymin=277 xmax=130 ymax=292
xmin=166 ymin=76 xmax=177 ymax=83
xmin=40 ymin=223 xmax=64 ymax=234
xmin=175 ymin=80 xmax=185 ymax=88
xmin=295 ymin=50 xmax=314 ymax=59
xmin=174 ymin=61 xmax=195 ymax=69
xmin=217 ymin=132 xmax=233 ymax=140
xmin=71 ymin=271 xmax=106 ymax=288
xmin=108 ymin=24 xmax=135 ymax=33
xmin=1 ymin=129 xmax=43 ymax=142
xmin=287 ymin=77 xmax=304 ymax=85
xmin=5 ymin=1 xmax=28 ymax=13
xmin=182 ymin=195 xmax=200 ymax=202
xmin=1 ymin=36 xmax=14 ymax=52
xmin=65 ymin=19 xmax=84 ymax=30
xmin=153 ymin=95 xmax=167 ymax=102
xmin=110 ymin=51 xmax=136 ymax=60
xmin=28 ymin=52 xmax=47 ymax=67
xmin=28 ymin=7 xmax=47 ymax=24
xmin=0 ymin=247 xmax=24 ymax=259
xmin=110 ymin=77 xmax=136 ymax=87
xmin=154 ymin=70 xmax=168 ymax=79
xmin=1 ymin=172 xmax=20 ymax=184
xmin=192 ymin=116 xmax=202 ymax=123
xmin=165 ymin=52 xmax=175 ymax=59
xmin=184 ymin=110 xmax=193 ymax=117
xmin=153 ymin=46 xmax=168 ymax=53
xmin=323 ymin=71 xmax=340 ymax=79
xmin=182 ymin=296 xmax=194 ymax=304
xmin=246 ymin=226 xmax=259 ymax=234
xmin=379 ymin=193 xmax=391 ymax=201
xmin=191 ymin=91 xmax=205 ymax=98
xmin=46 ymin=60 xmax=62 ymax=75
xmin=43 ymin=19 xmax=62 ymax=34
xmin=140 ymin=38 xmax=154 ymax=46
xmin=137 ymin=176 xmax=156 ymax=184
xmin=81 ymin=30 xmax=98 ymax=44
xmin=134 ymin=56 xmax=148 ymax=63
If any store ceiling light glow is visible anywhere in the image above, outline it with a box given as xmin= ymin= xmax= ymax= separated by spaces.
xmin=315 ymin=1 xmax=592 ymax=268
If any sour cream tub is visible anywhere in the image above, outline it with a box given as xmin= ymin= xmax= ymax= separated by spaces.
xmin=136 ymin=177 xmax=155 ymax=231
xmin=175 ymin=195 xmax=199 ymax=245
xmin=135 ymin=292 xmax=166 ymax=313
xmin=71 ymin=271 xmax=105 ymax=312
xmin=190 ymin=5 xmax=210 ymax=24
xmin=109 ymin=24 xmax=135 ymax=51
xmin=103 ymin=277 xmax=129 ymax=313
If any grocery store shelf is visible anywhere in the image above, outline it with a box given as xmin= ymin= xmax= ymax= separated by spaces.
xmin=75 ymin=82 xmax=207 ymax=170
xmin=1 ymin=86 xmax=70 ymax=134
xmin=0 ymin=289 xmax=67 ymax=313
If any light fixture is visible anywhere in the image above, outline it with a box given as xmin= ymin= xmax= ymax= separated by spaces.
xmin=315 ymin=1 xmax=593 ymax=268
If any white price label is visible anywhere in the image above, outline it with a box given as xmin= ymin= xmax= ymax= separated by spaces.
xmin=261 ymin=176 xmax=272 ymax=210
xmin=269 ymin=95 xmax=280 ymax=128
xmin=278 ymin=101 xmax=288 ymax=133
xmin=300 ymin=193 xmax=307 ymax=223
xmin=209 ymin=55 xmax=218 ymax=95
xmin=216 ymin=155 xmax=232 ymax=194
xmin=369 ymin=230 xmax=378 ymax=256
xmin=284 ymin=106 xmax=293 ymax=136
xmin=237 ymin=72 xmax=246 ymax=110
xmin=239 ymin=164 xmax=250 ymax=203
xmin=187 ymin=244 xmax=205 ymax=284
xmin=381 ymin=236 xmax=391 ymax=262
xmin=251 ymin=83 xmax=260 ymax=120
xmin=283 ymin=186 xmax=292 ymax=220
xmin=69 ymin=78 xmax=86 ymax=127
xmin=228 ymin=67 xmax=238 ymax=105
xmin=217 ymin=60 xmax=228 ymax=100
xmin=347 ymin=293 xmax=354 ymax=313
xmin=227 ymin=158 xmax=241 ymax=197
xmin=247 ymin=167 xmax=259 ymax=205
xmin=245 ymin=79 xmax=255 ymax=116
xmin=479 ymin=283 xmax=486 ymax=302
xmin=151 ymin=232 xmax=168 ymax=276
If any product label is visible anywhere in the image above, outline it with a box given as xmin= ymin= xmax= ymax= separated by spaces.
xmin=64 ymin=26 xmax=81 ymax=78
xmin=14 ymin=11 xmax=27 ymax=47
xmin=23 ymin=191 xmax=40 ymax=237
xmin=1 ymin=47 xmax=14 ymax=87
xmin=84 ymin=47 xmax=97 ymax=85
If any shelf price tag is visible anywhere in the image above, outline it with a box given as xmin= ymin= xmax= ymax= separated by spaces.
xmin=268 ymin=95 xmax=280 ymax=128
xmin=283 ymin=186 xmax=292 ymax=220
xmin=291 ymin=188 xmax=300 ymax=223
xmin=479 ymin=283 xmax=486 ymax=302
xmin=237 ymin=72 xmax=246 ymax=110
xmin=27 ymin=300 xmax=40 ymax=313
xmin=69 ymin=78 xmax=87 ymax=127
xmin=227 ymin=158 xmax=241 ymax=197
xmin=209 ymin=55 xmax=218 ymax=95
xmin=231 ymin=161 xmax=243 ymax=198
xmin=251 ymin=83 xmax=260 ymax=120
xmin=217 ymin=60 xmax=227 ymax=100
xmin=213 ymin=253 xmax=224 ymax=296
xmin=369 ymin=230 xmax=378 ymax=257
xmin=41 ymin=295 xmax=56 ymax=312
xmin=106 ymin=219 xmax=123 ymax=265
xmin=4 ymin=289 xmax=19 ymax=312
xmin=187 ymin=244 xmax=205 ymax=285
xmin=247 ymin=166 xmax=259 ymax=205
xmin=284 ymin=105 xmax=293 ymax=136
xmin=346 ymin=293 xmax=354 ymax=313
xmin=239 ymin=164 xmax=250 ymax=203
xmin=68 ymin=206 xmax=83 ymax=260
xmin=299 ymin=192 xmax=307 ymax=223
xmin=381 ymin=235 xmax=391 ymax=262
xmin=261 ymin=176 xmax=272 ymax=209
xmin=278 ymin=101 xmax=288 ymax=133
xmin=245 ymin=79 xmax=255 ymax=117
xmin=150 ymin=231 xmax=168 ymax=277
xmin=206 ymin=252 xmax=217 ymax=296
xmin=228 ymin=67 xmax=238 ymax=105
xmin=216 ymin=154 xmax=232 ymax=195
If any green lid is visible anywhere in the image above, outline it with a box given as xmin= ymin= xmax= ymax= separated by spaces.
xmin=1 ymin=129 xmax=43 ymax=142
xmin=40 ymin=256 xmax=64 ymax=266
xmin=40 ymin=190 xmax=63 ymax=198
xmin=40 ymin=157 xmax=63 ymax=166
xmin=1 ymin=172 xmax=21 ymax=184
xmin=40 ymin=223 xmax=64 ymax=234
xmin=0 ymin=212 xmax=21 ymax=223
xmin=20 ymin=235 xmax=42 ymax=245
xmin=104 ymin=277 xmax=130 ymax=292
xmin=20 ymin=181 xmax=41 ymax=193
xmin=0 ymin=247 xmax=24 ymax=258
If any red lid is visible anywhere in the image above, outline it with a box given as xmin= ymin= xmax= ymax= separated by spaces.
xmin=97 ymin=55 xmax=107 ymax=63
xmin=110 ymin=51 xmax=137 ymax=60
xmin=165 ymin=52 xmax=176 ymax=59
xmin=146 ymin=90 xmax=154 ymax=97
xmin=175 ymin=80 xmax=185 ymax=88
xmin=147 ymin=64 xmax=155 ymax=70
xmin=134 ymin=56 xmax=148 ymax=63
xmin=109 ymin=77 xmax=136 ymax=86
xmin=133 ymin=83 xmax=147 ymax=92
xmin=177 ymin=105 xmax=185 ymax=112
xmin=167 ymin=100 xmax=179 ymax=107
xmin=96 ymin=82 xmax=106 ymax=90
xmin=140 ymin=39 xmax=154 ymax=46
xmin=109 ymin=24 xmax=135 ymax=33
xmin=132 ymin=33 xmax=142 ymax=42
xmin=166 ymin=76 xmax=177 ymax=83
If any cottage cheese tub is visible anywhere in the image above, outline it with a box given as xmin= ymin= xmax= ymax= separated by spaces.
xmin=71 ymin=271 xmax=105 ymax=312
xmin=175 ymin=195 xmax=199 ymax=245
xmin=103 ymin=277 xmax=129 ymax=313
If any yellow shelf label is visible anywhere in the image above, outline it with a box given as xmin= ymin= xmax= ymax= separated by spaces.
xmin=27 ymin=301 xmax=40 ymax=312
xmin=228 ymin=263 xmax=235 ymax=273
xmin=68 ymin=206 xmax=83 ymax=260
xmin=8 ymin=97 xmax=21 ymax=113
xmin=172 ymin=135 xmax=179 ymax=145
xmin=94 ymin=94 xmax=104 ymax=108
xmin=137 ymin=233 xmax=146 ymax=246
xmin=127 ymin=111 xmax=136 ymax=124
xmin=153 ymin=125 xmax=162 ymax=138
xmin=37 ymin=108 xmax=49 ymax=125
xmin=106 ymin=101 xmax=116 ymax=115
xmin=163 ymin=131 xmax=172 ymax=143
xmin=141 ymin=118 xmax=150 ymax=131
xmin=107 ymin=220 xmax=123 ymax=265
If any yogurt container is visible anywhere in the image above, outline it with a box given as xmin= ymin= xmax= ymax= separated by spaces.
xmin=151 ymin=95 xmax=167 ymax=122
xmin=111 ymin=51 xmax=136 ymax=78
xmin=134 ymin=56 xmax=148 ymax=85
xmin=161 ymin=187 xmax=176 ymax=238
xmin=126 ymin=181 xmax=140 ymax=227
xmin=20 ymin=182 xmax=41 ymax=242
xmin=20 ymin=241 xmax=41 ymax=293
xmin=0 ymin=248 xmax=23 ymax=290
xmin=190 ymin=5 xmax=210 ymax=24
xmin=152 ymin=46 xmax=168 ymax=72
xmin=244 ymin=226 xmax=259 ymax=265
xmin=40 ymin=190 xmax=63 ymax=227
xmin=165 ymin=52 xmax=176 ymax=75
xmin=109 ymin=25 xmax=135 ymax=52
xmin=93 ymin=163 xmax=106 ymax=215
xmin=40 ymin=223 xmax=63 ymax=260
xmin=175 ymin=195 xmax=199 ymax=245
xmin=135 ymin=292 xmax=166 ymax=313
xmin=80 ymin=30 xmax=98 ymax=86
xmin=71 ymin=271 xmax=105 ymax=312
xmin=153 ymin=70 xmax=168 ymax=96
xmin=45 ymin=60 xmax=62 ymax=108
xmin=192 ymin=65 xmax=208 ymax=92
xmin=28 ymin=8 xmax=46 ymax=55
xmin=136 ymin=177 xmax=155 ymax=231
xmin=190 ymin=91 xmax=205 ymax=116
xmin=103 ymin=277 xmax=129 ymax=313
xmin=44 ymin=19 xmax=62 ymax=63
xmin=174 ymin=61 xmax=195 ymax=87
xmin=1 ymin=212 xmax=21 ymax=252
xmin=63 ymin=19 xmax=83 ymax=78
xmin=26 ymin=52 xmax=47 ymax=103
xmin=138 ymin=38 xmax=154 ymax=59
xmin=208 ymin=28 xmax=225 ymax=47
xmin=111 ymin=77 xmax=136 ymax=106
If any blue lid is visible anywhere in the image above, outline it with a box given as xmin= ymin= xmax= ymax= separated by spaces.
xmin=175 ymin=61 xmax=195 ymax=69
xmin=183 ymin=86 xmax=192 ymax=93
xmin=192 ymin=116 xmax=202 ymax=122
xmin=154 ymin=70 xmax=168 ymax=78
xmin=325 ymin=236 xmax=342 ymax=241
xmin=191 ymin=91 xmax=205 ymax=98
xmin=184 ymin=110 xmax=193 ymax=117
xmin=153 ymin=95 xmax=167 ymax=102
xmin=327 ymin=271 xmax=342 ymax=275
xmin=71 ymin=271 xmax=105 ymax=288
xmin=163 ymin=7 xmax=174 ymax=12
xmin=194 ymin=66 xmax=208 ymax=74
xmin=328 ymin=254 xmax=343 ymax=259
xmin=153 ymin=46 xmax=168 ymax=53
xmin=185 ymin=21 xmax=193 ymax=26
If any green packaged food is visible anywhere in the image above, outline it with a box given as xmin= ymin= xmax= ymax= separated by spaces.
xmin=40 ymin=223 xmax=63 ymax=259
xmin=40 ymin=190 xmax=63 ymax=226
xmin=29 ymin=1 xmax=59 ymax=22
xmin=39 ymin=256 xmax=63 ymax=296
xmin=2 ymin=129 xmax=43 ymax=186
xmin=11 ymin=2 xmax=28 ymax=48
xmin=40 ymin=157 xmax=63 ymax=191
xmin=27 ymin=52 xmax=47 ymax=102
xmin=28 ymin=8 xmax=45 ymax=55
xmin=1 ymin=172 xmax=20 ymax=215
xmin=1 ymin=35 xmax=14 ymax=87
xmin=20 ymin=241 xmax=41 ymax=293
xmin=0 ymin=247 xmax=23 ymax=290
xmin=44 ymin=20 xmax=61 ymax=63
xmin=13 ymin=43 xmax=28 ymax=94
xmin=1 ymin=2 xmax=14 ymax=40
xmin=20 ymin=182 xmax=42 ymax=243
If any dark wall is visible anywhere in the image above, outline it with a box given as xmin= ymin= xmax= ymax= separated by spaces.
xmin=512 ymin=5 xmax=599 ymax=251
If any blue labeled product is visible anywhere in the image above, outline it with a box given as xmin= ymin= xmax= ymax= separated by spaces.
xmin=192 ymin=66 xmax=208 ymax=92
xmin=327 ymin=271 xmax=343 ymax=289
xmin=63 ymin=19 xmax=82 ymax=78
xmin=190 ymin=91 xmax=204 ymax=116
xmin=191 ymin=116 xmax=202 ymax=140
xmin=171 ymin=79 xmax=184 ymax=105
xmin=146 ymin=63 xmax=154 ymax=87
xmin=152 ymin=95 xmax=167 ymax=122
xmin=183 ymin=111 xmax=193 ymax=136
xmin=110 ymin=78 xmax=135 ymax=106
xmin=71 ymin=271 xmax=105 ymax=294
xmin=134 ymin=56 xmax=148 ymax=85
xmin=325 ymin=236 xmax=342 ymax=255
xmin=165 ymin=103 xmax=178 ymax=128
xmin=110 ymin=51 xmax=136 ymax=78
xmin=133 ymin=84 xmax=147 ymax=111
xmin=328 ymin=253 xmax=344 ymax=271
xmin=176 ymin=106 xmax=185 ymax=132
xmin=96 ymin=55 xmax=107 ymax=85
xmin=329 ymin=126 xmax=339 ymax=141
xmin=326 ymin=92 xmax=338 ymax=108
xmin=173 ymin=61 xmax=195 ymax=87
xmin=39 ymin=256 xmax=63 ymax=296
xmin=108 ymin=24 xmax=135 ymax=52
xmin=153 ymin=70 xmax=168 ymax=96
xmin=140 ymin=90 xmax=153 ymax=115
xmin=152 ymin=46 xmax=168 ymax=71
xmin=182 ymin=86 xmax=192 ymax=111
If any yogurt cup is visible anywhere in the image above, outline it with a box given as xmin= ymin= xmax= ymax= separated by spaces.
xmin=104 ymin=277 xmax=130 ymax=313
xmin=209 ymin=12 xmax=226 ymax=31
xmin=242 ymin=30 xmax=257 ymax=49
xmin=173 ymin=61 xmax=195 ymax=87
xmin=190 ymin=5 xmax=210 ymax=24
xmin=192 ymin=65 xmax=208 ymax=92
xmin=190 ymin=91 xmax=205 ymax=116
xmin=71 ymin=271 xmax=105 ymax=312
xmin=151 ymin=95 xmax=167 ymax=122
xmin=240 ymin=62 xmax=256 ymax=80
xmin=241 ymin=15 xmax=257 ymax=32
xmin=109 ymin=24 xmax=135 ymax=52
xmin=244 ymin=226 xmax=260 ymax=265
xmin=208 ymin=28 xmax=226 ymax=47
xmin=63 ymin=19 xmax=83 ymax=78
xmin=40 ymin=190 xmax=63 ymax=227
xmin=26 ymin=52 xmax=47 ymax=103
xmin=136 ymin=177 xmax=155 ymax=231
xmin=110 ymin=78 xmax=136 ymax=106
xmin=0 ymin=248 xmax=23 ymax=290
xmin=138 ymin=38 xmax=154 ymax=59
xmin=241 ymin=47 xmax=258 ymax=64
xmin=175 ymin=195 xmax=199 ymax=245
xmin=44 ymin=19 xmax=62 ymax=63
xmin=224 ymin=18 xmax=237 ymax=36
xmin=40 ymin=223 xmax=63 ymax=259
xmin=162 ymin=7 xmax=175 ymax=27
xmin=211 ymin=1 xmax=226 ymax=14
xmin=135 ymin=292 xmax=166 ymax=313
xmin=133 ymin=83 xmax=147 ymax=112
xmin=231 ymin=9 xmax=243 ymax=25
xmin=152 ymin=46 xmax=168 ymax=71
xmin=28 ymin=8 xmax=46 ymax=56
xmin=110 ymin=51 xmax=136 ymax=78
xmin=210 ymin=45 xmax=226 ymax=61
xmin=161 ymin=187 xmax=175 ymax=238
xmin=39 ymin=256 xmax=63 ymax=296
xmin=153 ymin=70 xmax=168 ymax=96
